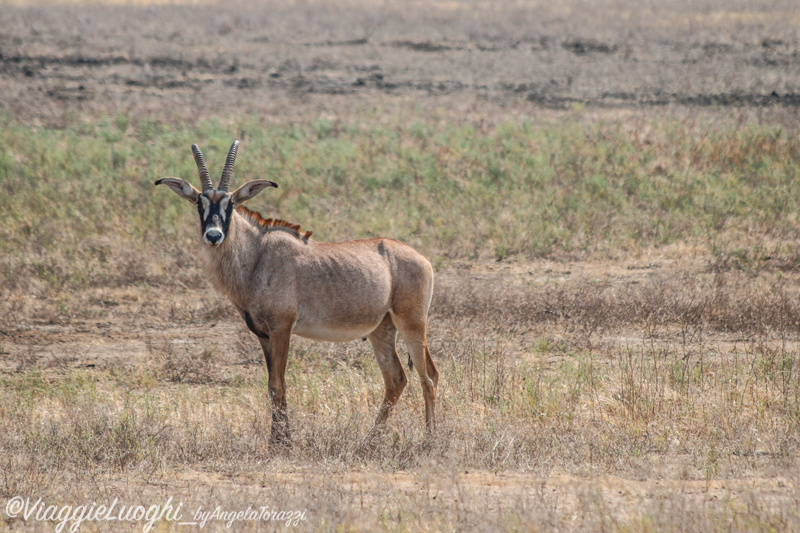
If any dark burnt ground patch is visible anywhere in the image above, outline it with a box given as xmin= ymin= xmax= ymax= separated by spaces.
xmin=561 ymin=39 xmax=618 ymax=56
xmin=0 ymin=1 xmax=798 ymax=119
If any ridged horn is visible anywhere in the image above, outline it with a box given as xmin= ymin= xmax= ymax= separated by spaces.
xmin=218 ymin=140 xmax=239 ymax=192
xmin=191 ymin=144 xmax=214 ymax=192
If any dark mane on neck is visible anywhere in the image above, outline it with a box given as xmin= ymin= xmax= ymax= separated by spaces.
xmin=236 ymin=205 xmax=313 ymax=242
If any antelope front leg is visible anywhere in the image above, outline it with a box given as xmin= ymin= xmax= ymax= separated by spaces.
xmin=260 ymin=328 xmax=291 ymax=447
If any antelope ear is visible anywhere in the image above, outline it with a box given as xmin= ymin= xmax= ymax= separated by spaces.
xmin=154 ymin=177 xmax=200 ymax=203
xmin=230 ymin=179 xmax=278 ymax=203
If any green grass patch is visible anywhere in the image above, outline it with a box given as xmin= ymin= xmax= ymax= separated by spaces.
xmin=2 ymin=110 xmax=799 ymax=291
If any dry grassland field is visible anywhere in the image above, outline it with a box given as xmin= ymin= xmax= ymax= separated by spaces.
xmin=2 ymin=0 xmax=800 ymax=531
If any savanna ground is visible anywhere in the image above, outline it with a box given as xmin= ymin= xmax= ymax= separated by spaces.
xmin=2 ymin=0 xmax=800 ymax=531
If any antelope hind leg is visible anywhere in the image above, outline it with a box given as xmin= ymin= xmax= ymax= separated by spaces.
xmin=368 ymin=313 xmax=407 ymax=430
xmin=396 ymin=323 xmax=436 ymax=432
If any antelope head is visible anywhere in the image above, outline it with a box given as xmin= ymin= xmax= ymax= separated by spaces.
xmin=155 ymin=140 xmax=278 ymax=246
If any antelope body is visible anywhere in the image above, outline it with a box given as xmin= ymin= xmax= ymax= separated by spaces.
xmin=155 ymin=141 xmax=439 ymax=445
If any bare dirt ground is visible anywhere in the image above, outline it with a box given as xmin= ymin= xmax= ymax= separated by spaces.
xmin=0 ymin=0 xmax=799 ymax=121
xmin=3 ymin=1 xmax=800 ymax=530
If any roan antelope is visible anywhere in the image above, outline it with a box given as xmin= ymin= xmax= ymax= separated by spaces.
xmin=155 ymin=140 xmax=439 ymax=445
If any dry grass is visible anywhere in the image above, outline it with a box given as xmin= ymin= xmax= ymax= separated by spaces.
xmin=2 ymin=253 xmax=800 ymax=530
